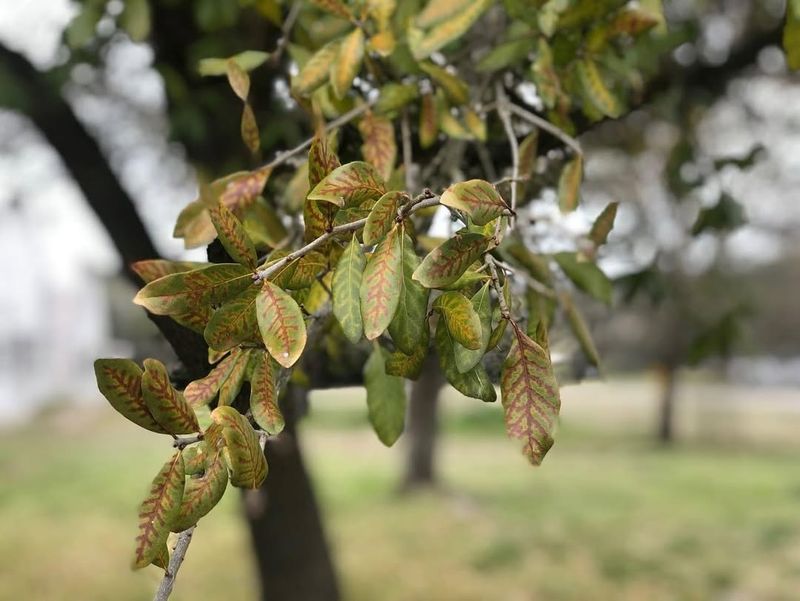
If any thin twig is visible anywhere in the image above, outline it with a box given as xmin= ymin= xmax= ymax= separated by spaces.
xmin=484 ymin=255 xmax=510 ymax=319
xmin=508 ymin=103 xmax=583 ymax=157
xmin=493 ymin=259 xmax=557 ymax=299
xmin=254 ymin=194 xmax=441 ymax=281
xmin=258 ymin=100 xmax=375 ymax=173
xmin=153 ymin=527 xmax=196 ymax=601
xmin=495 ymin=82 xmax=520 ymax=221
xmin=400 ymin=108 xmax=415 ymax=193
xmin=270 ymin=1 xmax=302 ymax=66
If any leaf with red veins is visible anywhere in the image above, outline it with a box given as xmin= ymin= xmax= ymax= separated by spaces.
xmin=256 ymin=280 xmax=307 ymax=368
xmin=360 ymin=226 xmax=403 ymax=340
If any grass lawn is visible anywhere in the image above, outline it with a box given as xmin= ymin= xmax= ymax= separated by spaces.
xmin=2 ymin=375 xmax=800 ymax=600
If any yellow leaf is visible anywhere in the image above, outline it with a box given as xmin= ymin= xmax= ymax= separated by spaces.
xmin=293 ymin=40 xmax=340 ymax=96
xmin=331 ymin=28 xmax=365 ymax=99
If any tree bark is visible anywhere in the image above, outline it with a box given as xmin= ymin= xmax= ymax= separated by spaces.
xmin=656 ymin=363 xmax=678 ymax=445
xmin=402 ymin=355 xmax=444 ymax=490
xmin=243 ymin=384 xmax=340 ymax=601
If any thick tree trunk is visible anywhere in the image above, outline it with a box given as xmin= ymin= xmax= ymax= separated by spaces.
xmin=656 ymin=363 xmax=677 ymax=445
xmin=243 ymin=385 xmax=340 ymax=601
xmin=402 ymin=356 xmax=444 ymax=490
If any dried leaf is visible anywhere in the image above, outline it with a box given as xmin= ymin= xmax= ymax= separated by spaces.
xmin=412 ymin=232 xmax=490 ymax=288
xmin=361 ymin=226 xmax=403 ymax=339
xmin=440 ymin=179 xmax=509 ymax=226
xmin=141 ymin=358 xmax=200 ymax=435
xmin=256 ymin=281 xmax=308 ymax=368
xmin=419 ymin=92 xmax=439 ymax=148
xmin=170 ymin=448 xmax=228 ymax=532
xmin=249 ymin=350 xmax=284 ymax=435
xmin=240 ymin=103 xmax=260 ymax=154
xmin=131 ymin=260 xmax=207 ymax=284
xmin=307 ymin=161 xmax=386 ymax=207
xmin=226 ymin=59 xmax=250 ymax=100
xmin=500 ymin=322 xmax=560 ymax=465
xmin=331 ymin=28 xmax=365 ymax=99
xmin=211 ymin=406 xmax=268 ymax=488
xmin=358 ymin=113 xmax=397 ymax=182
xmin=132 ymin=451 xmax=185 ymax=569
xmin=94 ymin=359 xmax=167 ymax=433
xmin=363 ymin=190 xmax=404 ymax=245
xmin=209 ymin=202 xmax=258 ymax=269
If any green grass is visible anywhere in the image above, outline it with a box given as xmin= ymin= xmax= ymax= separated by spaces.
xmin=2 ymin=377 xmax=800 ymax=600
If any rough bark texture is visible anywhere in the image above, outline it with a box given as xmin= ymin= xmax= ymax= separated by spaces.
xmin=243 ymin=384 xmax=340 ymax=601
xmin=402 ymin=355 xmax=445 ymax=489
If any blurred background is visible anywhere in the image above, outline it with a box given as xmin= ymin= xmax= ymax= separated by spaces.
xmin=1 ymin=1 xmax=799 ymax=600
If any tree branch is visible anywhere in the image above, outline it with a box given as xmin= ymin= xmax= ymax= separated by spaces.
xmin=0 ymin=43 xmax=160 ymax=286
xmin=153 ymin=526 xmax=196 ymax=601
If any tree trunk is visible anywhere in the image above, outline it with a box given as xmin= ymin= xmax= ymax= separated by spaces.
xmin=243 ymin=384 xmax=340 ymax=601
xmin=656 ymin=363 xmax=677 ymax=445
xmin=402 ymin=356 xmax=444 ymax=490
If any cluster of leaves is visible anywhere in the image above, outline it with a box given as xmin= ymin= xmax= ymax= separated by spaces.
xmin=85 ymin=0 xmax=677 ymax=584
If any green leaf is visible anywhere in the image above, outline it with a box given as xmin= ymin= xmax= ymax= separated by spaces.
xmin=333 ymin=235 xmax=367 ymax=344
xmin=209 ymin=202 xmax=257 ymax=269
xmin=388 ymin=233 xmax=430 ymax=354
xmin=141 ymin=359 xmax=200 ymax=435
xmin=331 ymin=28 xmax=365 ymax=99
xmin=553 ymin=252 xmax=613 ymax=305
xmin=171 ymin=447 xmax=228 ymax=532
xmin=561 ymin=293 xmax=600 ymax=368
xmin=500 ymin=322 xmax=560 ymax=465
xmin=577 ymin=58 xmax=621 ymax=119
xmin=385 ymin=338 xmax=428 ymax=380
xmin=453 ymin=283 xmax=492 ymax=373
xmin=364 ymin=191 xmax=404 ymax=246
xmin=502 ymin=241 xmax=553 ymax=285
xmin=419 ymin=62 xmax=469 ymax=105
xmin=211 ymin=406 xmax=268 ymax=488
xmin=307 ymin=161 xmax=386 ymax=207
xmin=588 ymin=201 xmax=618 ymax=247
xmin=120 ymin=0 xmax=151 ymax=41
xmin=358 ymin=113 xmax=397 ymax=182
xmin=361 ymin=226 xmax=403 ymax=340
xmin=558 ymin=157 xmax=582 ymax=212
xmin=132 ymin=451 xmax=185 ymax=569
xmin=134 ymin=264 xmax=252 ymax=316
xmin=293 ymin=39 xmax=340 ymax=96
xmin=440 ymin=179 xmax=509 ymax=226
xmin=691 ymin=193 xmax=746 ymax=235
xmin=364 ymin=345 xmax=406 ymax=446
xmin=413 ymin=232 xmax=490 ymax=288
xmin=433 ymin=291 xmax=482 ymax=350
xmin=435 ymin=319 xmax=496 ymax=402
xmin=183 ymin=350 xmax=240 ymax=406
xmin=217 ymin=349 xmax=250 ymax=406
xmin=198 ymin=50 xmax=270 ymax=76
xmin=94 ymin=359 xmax=167 ymax=434
xmin=249 ymin=350 xmax=284 ymax=435
xmin=375 ymin=83 xmax=419 ymax=115
xmin=410 ymin=0 xmax=492 ymax=60
xmin=256 ymin=281 xmax=308 ymax=368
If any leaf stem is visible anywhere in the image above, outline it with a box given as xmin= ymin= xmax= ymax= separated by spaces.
xmin=495 ymin=83 xmax=520 ymax=221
